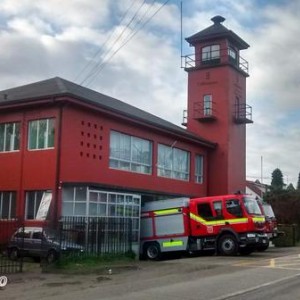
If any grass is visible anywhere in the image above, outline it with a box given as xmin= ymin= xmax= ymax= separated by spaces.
xmin=42 ymin=251 xmax=137 ymax=274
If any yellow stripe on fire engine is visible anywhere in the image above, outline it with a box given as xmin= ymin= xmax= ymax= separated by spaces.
xmin=252 ymin=216 xmax=265 ymax=222
xmin=154 ymin=208 xmax=181 ymax=216
xmin=162 ymin=240 xmax=184 ymax=248
xmin=189 ymin=213 xmax=248 ymax=226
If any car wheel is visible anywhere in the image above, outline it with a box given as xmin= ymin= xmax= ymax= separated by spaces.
xmin=8 ymin=248 xmax=19 ymax=261
xmin=145 ymin=243 xmax=161 ymax=260
xmin=218 ymin=234 xmax=238 ymax=256
xmin=46 ymin=250 xmax=58 ymax=264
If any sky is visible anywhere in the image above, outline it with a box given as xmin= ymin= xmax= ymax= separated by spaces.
xmin=0 ymin=0 xmax=299 ymax=186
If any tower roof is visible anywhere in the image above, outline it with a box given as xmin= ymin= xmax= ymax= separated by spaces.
xmin=186 ymin=16 xmax=249 ymax=50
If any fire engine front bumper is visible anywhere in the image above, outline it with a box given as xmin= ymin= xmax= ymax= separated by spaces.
xmin=239 ymin=233 xmax=269 ymax=248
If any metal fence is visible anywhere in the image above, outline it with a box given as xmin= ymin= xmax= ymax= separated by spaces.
xmin=56 ymin=217 xmax=133 ymax=258
xmin=0 ymin=220 xmax=23 ymax=274
xmin=0 ymin=217 xmax=133 ymax=273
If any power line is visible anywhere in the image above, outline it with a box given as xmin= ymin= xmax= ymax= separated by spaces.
xmin=80 ymin=0 xmax=148 ymax=86
xmin=84 ymin=0 xmax=171 ymax=88
xmin=74 ymin=0 xmax=138 ymax=83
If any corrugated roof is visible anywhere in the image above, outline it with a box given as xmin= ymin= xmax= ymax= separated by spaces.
xmin=186 ymin=16 xmax=249 ymax=50
xmin=0 ymin=77 xmax=216 ymax=148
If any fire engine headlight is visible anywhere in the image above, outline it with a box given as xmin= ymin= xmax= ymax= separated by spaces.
xmin=247 ymin=233 xmax=256 ymax=238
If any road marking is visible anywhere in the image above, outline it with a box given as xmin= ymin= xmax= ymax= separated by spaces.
xmin=233 ymin=254 xmax=300 ymax=270
xmin=210 ymin=272 xmax=300 ymax=300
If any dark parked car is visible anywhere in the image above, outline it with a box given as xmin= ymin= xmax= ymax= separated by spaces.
xmin=7 ymin=227 xmax=84 ymax=263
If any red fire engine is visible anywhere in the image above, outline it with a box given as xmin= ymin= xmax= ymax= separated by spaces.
xmin=257 ymin=200 xmax=283 ymax=251
xmin=140 ymin=194 xmax=268 ymax=259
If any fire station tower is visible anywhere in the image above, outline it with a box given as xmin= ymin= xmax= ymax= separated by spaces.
xmin=183 ymin=16 xmax=252 ymax=196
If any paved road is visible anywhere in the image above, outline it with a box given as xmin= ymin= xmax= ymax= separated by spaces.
xmin=3 ymin=246 xmax=300 ymax=300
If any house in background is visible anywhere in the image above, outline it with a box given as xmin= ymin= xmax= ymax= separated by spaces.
xmin=0 ymin=16 xmax=252 ymax=248
xmin=246 ymin=180 xmax=269 ymax=200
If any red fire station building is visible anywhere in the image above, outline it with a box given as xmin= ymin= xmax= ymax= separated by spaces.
xmin=0 ymin=16 xmax=252 ymax=238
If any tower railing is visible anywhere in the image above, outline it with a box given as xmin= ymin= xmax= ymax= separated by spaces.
xmin=183 ymin=48 xmax=249 ymax=75
xmin=234 ymin=103 xmax=253 ymax=124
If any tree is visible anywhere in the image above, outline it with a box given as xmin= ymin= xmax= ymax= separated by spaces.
xmin=287 ymin=183 xmax=295 ymax=191
xmin=297 ymin=172 xmax=300 ymax=190
xmin=271 ymin=168 xmax=284 ymax=191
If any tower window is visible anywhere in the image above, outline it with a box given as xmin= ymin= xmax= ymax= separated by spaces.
xmin=203 ymin=95 xmax=213 ymax=116
xmin=228 ymin=47 xmax=237 ymax=65
xmin=202 ymin=45 xmax=220 ymax=63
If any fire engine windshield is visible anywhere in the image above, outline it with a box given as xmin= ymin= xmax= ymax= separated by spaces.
xmin=262 ymin=203 xmax=275 ymax=218
xmin=243 ymin=197 xmax=262 ymax=215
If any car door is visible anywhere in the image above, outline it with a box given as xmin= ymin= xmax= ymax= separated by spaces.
xmin=22 ymin=229 xmax=33 ymax=255
xmin=30 ymin=230 xmax=43 ymax=256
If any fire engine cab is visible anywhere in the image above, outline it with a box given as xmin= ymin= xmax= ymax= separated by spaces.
xmin=140 ymin=194 xmax=268 ymax=260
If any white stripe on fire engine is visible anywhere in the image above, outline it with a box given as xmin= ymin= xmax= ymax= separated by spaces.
xmin=189 ymin=213 xmax=249 ymax=226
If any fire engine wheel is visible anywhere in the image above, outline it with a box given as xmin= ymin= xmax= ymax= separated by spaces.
xmin=218 ymin=234 xmax=238 ymax=256
xmin=145 ymin=243 xmax=161 ymax=260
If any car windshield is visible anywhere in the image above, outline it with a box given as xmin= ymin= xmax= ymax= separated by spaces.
xmin=243 ymin=197 xmax=262 ymax=215
xmin=262 ymin=203 xmax=275 ymax=218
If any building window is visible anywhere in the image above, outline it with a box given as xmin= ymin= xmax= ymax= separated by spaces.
xmin=109 ymin=131 xmax=152 ymax=174
xmin=202 ymin=44 xmax=220 ymax=62
xmin=62 ymin=187 xmax=141 ymax=242
xmin=157 ymin=144 xmax=190 ymax=181
xmin=0 ymin=122 xmax=20 ymax=152
xmin=195 ymin=155 xmax=204 ymax=184
xmin=62 ymin=187 xmax=87 ymax=217
xmin=203 ymin=95 xmax=213 ymax=116
xmin=28 ymin=118 xmax=55 ymax=150
xmin=0 ymin=192 xmax=16 ymax=219
xmin=228 ymin=47 xmax=238 ymax=65
xmin=25 ymin=190 xmax=52 ymax=220
xmin=228 ymin=47 xmax=237 ymax=60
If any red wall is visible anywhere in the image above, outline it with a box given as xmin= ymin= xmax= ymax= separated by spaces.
xmin=0 ymin=106 xmax=59 ymax=219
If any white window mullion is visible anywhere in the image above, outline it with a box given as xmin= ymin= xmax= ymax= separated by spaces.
xmin=3 ymin=124 xmax=7 ymax=151
xmin=10 ymin=123 xmax=15 ymax=151
xmin=45 ymin=119 xmax=49 ymax=148
xmin=36 ymin=121 xmax=40 ymax=149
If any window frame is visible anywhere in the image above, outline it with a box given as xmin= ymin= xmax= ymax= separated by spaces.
xmin=28 ymin=118 xmax=55 ymax=150
xmin=25 ymin=190 xmax=52 ymax=220
xmin=203 ymin=94 xmax=213 ymax=116
xmin=0 ymin=191 xmax=17 ymax=219
xmin=157 ymin=144 xmax=190 ymax=181
xmin=195 ymin=154 xmax=204 ymax=184
xmin=109 ymin=131 xmax=152 ymax=175
xmin=0 ymin=122 xmax=20 ymax=152
xmin=202 ymin=44 xmax=220 ymax=62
